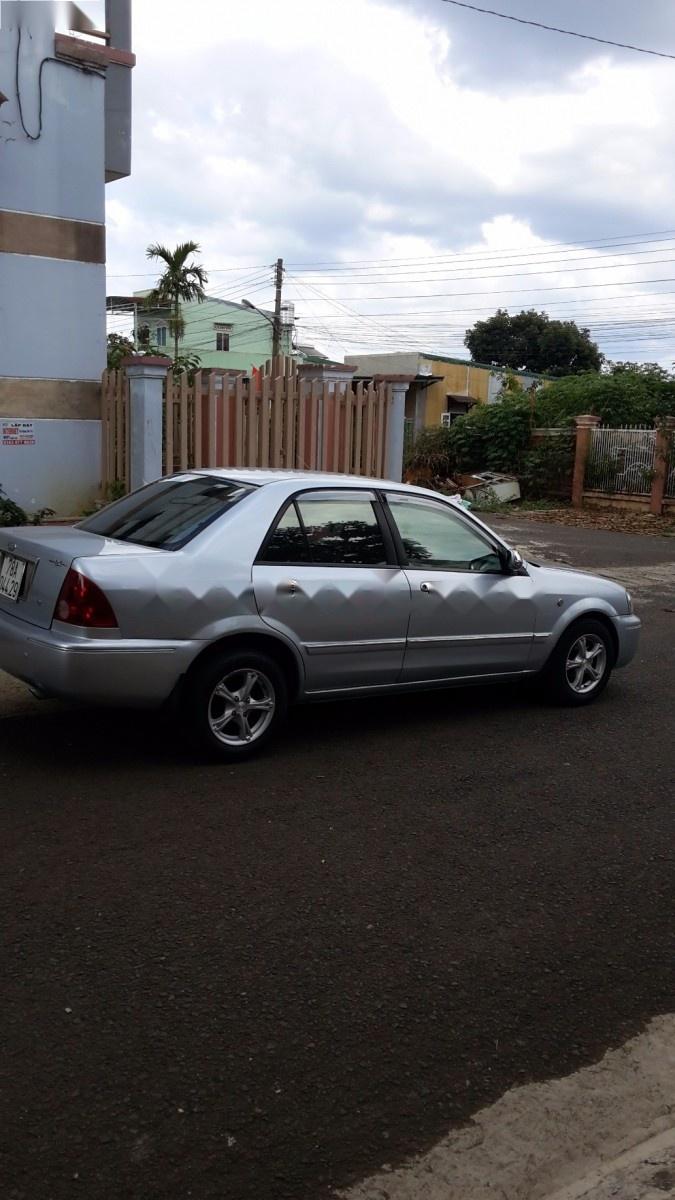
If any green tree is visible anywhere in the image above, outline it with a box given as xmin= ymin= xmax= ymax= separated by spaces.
xmin=145 ymin=241 xmax=208 ymax=363
xmin=535 ymin=366 xmax=675 ymax=427
xmin=465 ymin=308 xmax=602 ymax=377
xmin=106 ymin=332 xmax=135 ymax=369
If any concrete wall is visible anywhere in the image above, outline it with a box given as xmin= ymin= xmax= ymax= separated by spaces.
xmin=0 ymin=0 xmax=107 ymax=422
xmin=0 ymin=256 xmax=105 ymax=380
xmin=0 ymin=418 xmax=101 ymax=515
xmin=0 ymin=4 xmax=105 ymax=223
xmin=345 ymin=352 xmax=422 ymax=377
xmin=104 ymin=0 xmax=132 ymax=182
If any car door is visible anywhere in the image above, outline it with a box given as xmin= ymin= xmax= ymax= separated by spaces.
xmin=384 ymin=493 xmax=536 ymax=681
xmin=252 ymin=489 xmax=411 ymax=693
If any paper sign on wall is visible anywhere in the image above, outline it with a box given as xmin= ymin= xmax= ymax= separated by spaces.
xmin=1 ymin=421 xmax=36 ymax=447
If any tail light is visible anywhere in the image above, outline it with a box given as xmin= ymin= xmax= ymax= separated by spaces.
xmin=54 ymin=569 xmax=118 ymax=629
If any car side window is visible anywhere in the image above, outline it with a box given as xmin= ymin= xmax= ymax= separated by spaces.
xmin=296 ymin=491 xmax=389 ymax=566
xmin=386 ymin=495 xmax=502 ymax=573
xmin=260 ymin=491 xmax=390 ymax=567
xmin=261 ymin=503 xmax=310 ymax=563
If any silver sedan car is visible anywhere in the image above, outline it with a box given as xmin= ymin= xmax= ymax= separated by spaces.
xmin=0 ymin=470 xmax=640 ymax=759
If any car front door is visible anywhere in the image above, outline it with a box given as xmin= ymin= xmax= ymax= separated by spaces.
xmin=384 ymin=493 xmax=536 ymax=681
xmin=252 ymin=489 xmax=411 ymax=693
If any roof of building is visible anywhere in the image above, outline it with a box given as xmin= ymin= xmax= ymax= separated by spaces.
xmin=130 ymin=291 xmax=274 ymax=319
xmin=419 ymin=352 xmax=550 ymax=379
xmin=297 ymin=343 xmax=330 ymax=364
xmin=346 ymin=350 xmax=551 ymax=381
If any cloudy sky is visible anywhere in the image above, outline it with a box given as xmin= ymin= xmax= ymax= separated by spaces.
xmin=98 ymin=0 xmax=675 ymax=365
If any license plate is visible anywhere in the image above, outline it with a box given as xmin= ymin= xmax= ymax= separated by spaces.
xmin=0 ymin=554 xmax=26 ymax=602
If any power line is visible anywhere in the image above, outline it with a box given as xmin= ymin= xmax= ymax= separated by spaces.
xmin=438 ymin=1 xmax=675 ymax=61
xmin=287 ymin=255 xmax=675 ymax=289
xmin=288 ymin=238 xmax=675 ymax=277
xmin=288 ymin=244 xmax=675 ymax=282
xmin=291 ymin=289 xmax=675 ymax=317
xmin=105 ymin=229 xmax=675 ymax=281
xmin=103 ymin=229 xmax=675 ymax=285
xmin=284 ymin=229 xmax=675 ymax=268
xmin=286 ymin=275 xmax=675 ymax=301
xmin=106 ymin=263 xmax=270 ymax=279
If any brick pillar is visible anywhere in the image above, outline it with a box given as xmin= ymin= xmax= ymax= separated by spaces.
xmin=649 ymin=415 xmax=675 ymax=516
xmin=571 ymin=414 xmax=601 ymax=508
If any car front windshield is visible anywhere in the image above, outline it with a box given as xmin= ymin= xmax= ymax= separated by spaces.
xmin=79 ymin=475 xmax=255 ymax=550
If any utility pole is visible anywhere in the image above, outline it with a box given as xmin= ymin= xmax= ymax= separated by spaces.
xmin=272 ymin=257 xmax=284 ymax=360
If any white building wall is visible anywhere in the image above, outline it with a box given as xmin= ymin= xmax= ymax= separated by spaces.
xmin=0 ymin=418 xmax=101 ymax=515
xmin=0 ymin=255 xmax=105 ymax=379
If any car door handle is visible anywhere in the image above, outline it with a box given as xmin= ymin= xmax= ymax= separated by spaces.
xmin=420 ymin=581 xmax=435 ymax=594
xmin=278 ymin=579 xmax=301 ymax=596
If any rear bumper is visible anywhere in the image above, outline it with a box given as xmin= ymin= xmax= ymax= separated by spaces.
xmin=615 ymin=614 xmax=641 ymax=669
xmin=0 ymin=609 xmax=198 ymax=707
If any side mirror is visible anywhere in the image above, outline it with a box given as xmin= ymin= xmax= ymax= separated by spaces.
xmin=501 ymin=547 xmax=524 ymax=573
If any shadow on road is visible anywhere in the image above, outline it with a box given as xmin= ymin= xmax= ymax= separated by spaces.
xmin=0 ymin=678 xmax=569 ymax=772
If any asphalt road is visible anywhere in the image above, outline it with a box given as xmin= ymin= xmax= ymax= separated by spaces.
xmin=1 ymin=520 xmax=674 ymax=1200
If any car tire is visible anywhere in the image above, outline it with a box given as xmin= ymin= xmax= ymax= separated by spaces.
xmin=541 ymin=619 xmax=615 ymax=706
xmin=182 ymin=648 xmax=288 ymax=759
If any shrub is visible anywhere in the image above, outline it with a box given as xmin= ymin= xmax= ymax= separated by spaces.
xmin=407 ymin=397 xmax=534 ymax=479
xmin=534 ymin=368 xmax=675 ymax=428
xmin=519 ymin=434 xmax=574 ymax=498
xmin=450 ymin=396 xmax=532 ymax=474
xmin=0 ymin=485 xmax=27 ymax=526
xmin=405 ymin=425 xmax=456 ymax=477
xmin=0 ymin=486 xmax=53 ymax=526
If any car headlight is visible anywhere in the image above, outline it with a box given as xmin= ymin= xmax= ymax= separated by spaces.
xmin=625 ymin=590 xmax=633 ymax=615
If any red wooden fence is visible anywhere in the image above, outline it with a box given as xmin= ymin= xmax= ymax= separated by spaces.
xmin=101 ymin=357 xmax=391 ymax=490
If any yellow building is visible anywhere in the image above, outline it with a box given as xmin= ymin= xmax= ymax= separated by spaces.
xmin=346 ymin=352 xmax=544 ymax=436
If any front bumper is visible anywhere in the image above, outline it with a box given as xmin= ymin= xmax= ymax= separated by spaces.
xmin=0 ymin=609 xmax=198 ymax=707
xmin=615 ymin=614 xmax=642 ymax=669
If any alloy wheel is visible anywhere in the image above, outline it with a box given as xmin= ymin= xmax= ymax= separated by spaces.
xmin=565 ymin=634 xmax=607 ymax=695
xmin=207 ymin=668 xmax=276 ymax=746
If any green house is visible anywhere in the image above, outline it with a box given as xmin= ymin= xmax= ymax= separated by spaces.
xmin=132 ymin=291 xmax=295 ymax=372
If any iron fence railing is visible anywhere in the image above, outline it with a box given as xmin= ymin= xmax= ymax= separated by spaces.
xmin=586 ymin=426 xmax=657 ymax=495
xmin=666 ymin=432 xmax=675 ymax=498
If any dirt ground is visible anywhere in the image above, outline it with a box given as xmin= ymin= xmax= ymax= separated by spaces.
xmin=484 ymin=505 xmax=675 ymax=538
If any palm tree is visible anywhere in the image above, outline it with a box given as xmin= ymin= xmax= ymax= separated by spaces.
xmin=145 ymin=241 xmax=208 ymax=362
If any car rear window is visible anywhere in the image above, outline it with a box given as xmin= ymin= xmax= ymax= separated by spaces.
xmin=79 ymin=475 xmax=256 ymax=550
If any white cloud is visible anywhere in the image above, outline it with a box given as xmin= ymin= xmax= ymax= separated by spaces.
xmin=103 ymin=0 xmax=675 ymax=365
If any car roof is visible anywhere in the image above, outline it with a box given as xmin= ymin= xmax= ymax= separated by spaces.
xmin=191 ymin=467 xmax=463 ymax=503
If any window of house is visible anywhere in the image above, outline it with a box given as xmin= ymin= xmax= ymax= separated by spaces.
xmin=155 ymin=326 xmax=167 ymax=347
xmin=214 ymin=323 xmax=232 ymax=352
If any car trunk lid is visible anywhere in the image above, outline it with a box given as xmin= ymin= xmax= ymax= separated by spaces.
xmin=0 ymin=526 xmax=152 ymax=629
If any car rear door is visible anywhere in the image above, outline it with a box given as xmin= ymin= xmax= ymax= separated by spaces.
xmin=252 ymin=489 xmax=411 ymax=693
xmin=384 ymin=493 xmax=536 ymax=680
